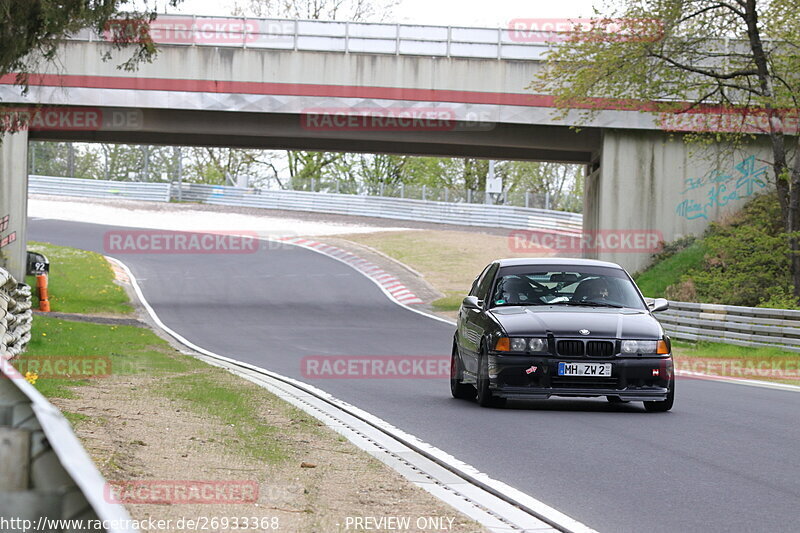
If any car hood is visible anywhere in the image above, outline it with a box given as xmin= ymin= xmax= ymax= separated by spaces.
xmin=490 ymin=306 xmax=663 ymax=339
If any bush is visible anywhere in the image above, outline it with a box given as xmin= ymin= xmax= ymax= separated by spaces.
xmin=672 ymin=193 xmax=799 ymax=308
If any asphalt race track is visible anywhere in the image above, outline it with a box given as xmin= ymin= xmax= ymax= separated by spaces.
xmin=31 ymin=218 xmax=800 ymax=533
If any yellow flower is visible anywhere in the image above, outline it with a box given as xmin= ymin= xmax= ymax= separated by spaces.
xmin=25 ymin=372 xmax=38 ymax=385
xmin=42 ymin=333 xmax=47 ymax=337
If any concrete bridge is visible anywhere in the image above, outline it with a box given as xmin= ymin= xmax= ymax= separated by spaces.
xmin=0 ymin=15 xmax=771 ymax=278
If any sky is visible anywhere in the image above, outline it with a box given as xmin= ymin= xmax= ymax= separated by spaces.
xmin=160 ymin=0 xmax=600 ymax=28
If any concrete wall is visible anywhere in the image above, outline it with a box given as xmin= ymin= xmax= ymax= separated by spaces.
xmin=0 ymin=132 xmax=28 ymax=280
xmin=590 ymin=129 xmax=773 ymax=273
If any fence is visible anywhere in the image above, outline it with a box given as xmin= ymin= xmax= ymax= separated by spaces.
xmin=0 ymin=266 xmax=134 ymax=531
xmin=29 ymin=176 xmax=585 ymax=233
xmin=29 ymin=175 xmax=171 ymax=202
xmin=288 ymin=178 xmax=567 ymax=210
xmin=69 ymin=15 xmax=550 ymax=61
xmin=657 ymin=301 xmax=800 ymax=353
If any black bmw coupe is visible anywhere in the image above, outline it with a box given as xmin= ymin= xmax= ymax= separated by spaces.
xmin=451 ymin=258 xmax=674 ymax=411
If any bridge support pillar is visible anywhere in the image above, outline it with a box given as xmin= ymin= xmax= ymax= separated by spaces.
xmin=0 ymin=132 xmax=29 ymax=280
xmin=587 ymin=129 xmax=771 ymax=274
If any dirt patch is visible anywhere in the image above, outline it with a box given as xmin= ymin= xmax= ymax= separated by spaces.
xmin=52 ymin=362 xmax=485 ymax=533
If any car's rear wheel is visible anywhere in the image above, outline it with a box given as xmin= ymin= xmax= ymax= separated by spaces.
xmin=644 ymin=377 xmax=675 ymax=412
xmin=450 ymin=343 xmax=476 ymax=400
xmin=476 ymin=347 xmax=506 ymax=408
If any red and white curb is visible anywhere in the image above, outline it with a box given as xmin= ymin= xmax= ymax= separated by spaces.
xmin=280 ymin=237 xmax=424 ymax=305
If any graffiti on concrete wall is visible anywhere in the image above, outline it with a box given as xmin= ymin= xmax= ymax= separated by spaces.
xmin=675 ymin=155 xmax=769 ymax=220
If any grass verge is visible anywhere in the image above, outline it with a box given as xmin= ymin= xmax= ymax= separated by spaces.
xmin=635 ymin=241 xmax=706 ymax=298
xmin=26 ymin=241 xmax=132 ymax=315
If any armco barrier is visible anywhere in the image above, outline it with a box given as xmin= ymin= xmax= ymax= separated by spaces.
xmin=28 ymin=176 xmax=584 ymax=233
xmin=0 ymin=265 xmax=135 ymax=532
xmin=657 ymin=300 xmax=800 ymax=352
xmin=29 ymin=175 xmax=171 ymax=202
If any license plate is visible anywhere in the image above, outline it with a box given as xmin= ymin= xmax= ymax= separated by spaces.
xmin=558 ymin=362 xmax=612 ymax=377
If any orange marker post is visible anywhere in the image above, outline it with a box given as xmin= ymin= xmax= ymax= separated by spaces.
xmin=36 ymin=274 xmax=50 ymax=312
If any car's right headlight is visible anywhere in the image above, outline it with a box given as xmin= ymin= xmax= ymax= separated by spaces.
xmin=621 ymin=340 xmax=669 ymax=355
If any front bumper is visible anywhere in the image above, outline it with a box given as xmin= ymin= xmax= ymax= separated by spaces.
xmin=487 ymin=353 xmax=673 ymax=401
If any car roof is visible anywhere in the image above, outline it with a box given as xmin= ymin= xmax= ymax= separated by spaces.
xmin=495 ymin=257 xmax=625 ymax=269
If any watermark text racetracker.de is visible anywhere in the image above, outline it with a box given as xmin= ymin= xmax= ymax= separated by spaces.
xmin=301 ymin=107 xmax=497 ymax=132
xmin=0 ymin=106 xmax=143 ymax=132
xmin=102 ymin=230 xmax=295 ymax=255
xmin=302 ymin=355 xmax=451 ymax=379
xmin=0 ymin=516 xmax=280 ymax=532
xmin=509 ymin=229 xmax=663 ymax=255
xmin=2 ymin=356 xmax=111 ymax=380
xmin=104 ymin=16 xmax=294 ymax=45
xmin=508 ymin=17 xmax=664 ymax=43
xmin=104 ymin=480 xmax=259 ymax=504
xmin=676 ymin=358 xmax=800 ymax=382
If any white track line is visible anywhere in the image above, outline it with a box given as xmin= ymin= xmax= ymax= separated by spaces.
xmin=106 ymin=256 xmax=597 ymax=533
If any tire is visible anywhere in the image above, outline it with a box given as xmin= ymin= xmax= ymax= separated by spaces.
xmin=450 ymin=344 xmax=476 ymax=400
xmin=476 ymin=348 xmax=506 ymax=408
xmin=606 ymin=396 xmax=629 ymax=404
xmin=644 ymin=378 xmax=675 ymax=412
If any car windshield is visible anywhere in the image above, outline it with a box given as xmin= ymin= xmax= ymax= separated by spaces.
xmin=490 ymin=268 xmax=646 ymax=310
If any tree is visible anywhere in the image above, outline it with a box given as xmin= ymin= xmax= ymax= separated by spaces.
xmin=0 ymin=1 xmax=183 ymax=92
xmin=536 ymin=0 xmax=800 ymax=296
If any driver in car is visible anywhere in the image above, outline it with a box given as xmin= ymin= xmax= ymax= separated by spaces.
xmin=576 ymin=277 xmax=609 ymax=302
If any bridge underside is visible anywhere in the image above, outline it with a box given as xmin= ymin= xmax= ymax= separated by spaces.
xmin=29 ymin=109 xmax=600 ymax=163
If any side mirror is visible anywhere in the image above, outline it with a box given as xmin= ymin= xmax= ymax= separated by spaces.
xmin=649 ymin=298 xmax=669 ymax=313
xmin=462 ymin=296 xmax=482 ymax=310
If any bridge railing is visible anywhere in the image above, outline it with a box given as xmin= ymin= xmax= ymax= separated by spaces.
xmin=69 ymin=15 xmax=550 ymax=60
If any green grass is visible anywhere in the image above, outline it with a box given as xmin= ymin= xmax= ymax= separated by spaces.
xmin=635 ymin=241 xmax=706 ymax=297
xmin=159 ymin=372 xmax=311 ymax=464
xmin=432 ymin=291 xmax=464 ymax=312
xmin=25 ymin=242 xmax=132 ymax=315
xmin=18 ymin=243 xmax=317 ymax=465
xmin=21 ymin=317 xmax=202 ymax=399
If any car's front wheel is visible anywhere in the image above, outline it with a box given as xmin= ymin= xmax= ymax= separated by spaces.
xmin=644 ymin=377 xmax=675 ymax=412
xmin=476 ymin=347 xmax=505 ymax=408
xmin=450 ymin=344 xmax=476 ymax=400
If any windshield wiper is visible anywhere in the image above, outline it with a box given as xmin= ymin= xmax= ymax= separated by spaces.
xmin=548 ymin=301 xmax=625 ymax=309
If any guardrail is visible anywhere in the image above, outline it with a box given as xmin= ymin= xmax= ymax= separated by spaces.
xmin=657 ymin=300 xmax=800 ymax=353
xmin=0 ymin=266 xmax=135 ymax=532
xmin=177 ymin=182 xmax=583 ymax=232
xmin=29 ymin=175 xmax=171 ymax=202
xmin=29 ymin=176 xmax=585 ymax=233
xmin=69 ymin=15 xmax=549 ymax=61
